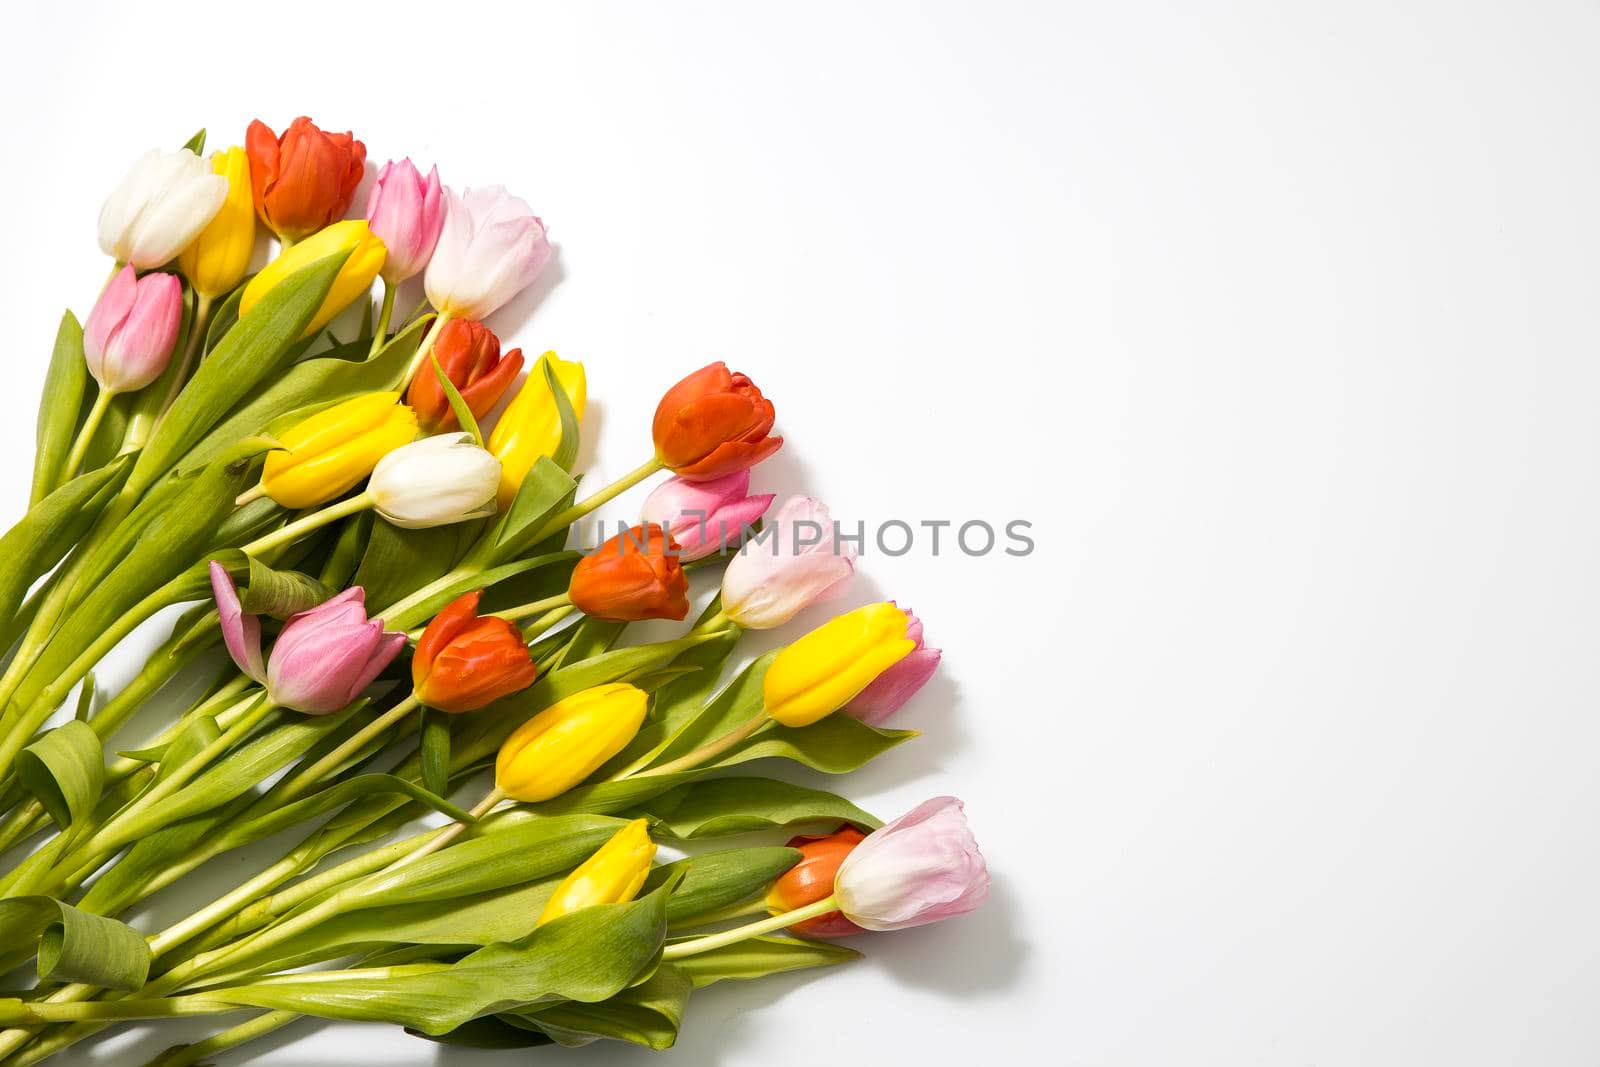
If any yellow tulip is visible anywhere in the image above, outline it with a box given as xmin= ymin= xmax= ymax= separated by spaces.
xmin=536 ymin=819 xmax=656 ymax=927
xmin=763 ymin=603 xmax=916 ymax=728
xmin=240 ymin=220 xmax=386 ymax=338
xmin=487 ymin=352 xmax=587 ymax=510
xmin=494 ymin=683 xmax=647 ymax=802
xmin=261 ymin=392 xmax=418 ymax=509
xmin=177 ymin=146 xmax=256 ymax=300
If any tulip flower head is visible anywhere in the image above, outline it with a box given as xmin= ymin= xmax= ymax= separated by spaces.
xmin=405 ymin=319 xmax=524 ymax=433
xmin=412 ymin=591 xmax=537 ymax=713
xmin=365 ymin=159 xmax=445 ymax=284
xmin=367 ymin=432 xmax=501 ymax=529
xmin=766 ymin=826 xmax=868 ymax=938
xmin=568 ymin=524 xmax=689 ymax=623
xmin=82 ymin=266 xmax=182 ymax=394
xmin=495 ymin=683 xmax=649 ymax=802
xmin=246 ymin=116 xmax=367 ymax=242
xmin=844 ymin=605 xmax=940 ymax=725
xmin=261 ymin=392 xmax=418 ymax=510
xmin=423 ymin=186 xmax=552 ymax=321
xmin=239 ymin=219 xmax=387 ymax=338
xmin=833 ymin=797 xmax=990 ymax=931
xmin=640 ymin=471 xmax=775 ymax=562
xmin=537 ymin=819 xmax=656 ymax=927
xmin=178 ymin=146 xmax=256 ymax=299
xmin=721 ymin=496 xmax=855 ymax=629
xmin=488 ymin=352 xmax=586 ymax=509
xmin=762 ymin=602 xmax=916 ymax=728
xmin=98 ymin=147 xmax=228 ymax=268
xmin=209 ymin=563 xmax=405 ymax=714
xmin=652 ymin=362 xmax=783 ymax=481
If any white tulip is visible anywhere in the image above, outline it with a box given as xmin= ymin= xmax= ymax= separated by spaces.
xmin=98 ymin=148 xmax=229 ymax=268
xmin=367 ymin=432 xmax=501 ymax=529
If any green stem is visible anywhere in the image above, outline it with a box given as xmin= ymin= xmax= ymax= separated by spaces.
xmin=271 ymin=694 xmax=420 ymax=802
xmin=383 ymin=786 xmax=506 ymax=872
xmin=400 ymin=311 xmax=452 ymax=386
xmin=628 ymin=715 xmax=770 ymax=779
xmin=491 ymin=593 xmax=571 ymax=624
xmin=146 ymin=1009 xmax=300 ymax=1067
xmin=522 ymin=604 xmax=575 ymax=641
xmin=60 ymin=390 xmax=114 ymax=482
xmin=531 ymin=456 xmax=665 ymax=542
xmin=662 ymin=895 xmax=840 ymax=959
xmin=238 ymin=492 xmax=373 ymax=558
xmin=369 ymin=280 xmax=398 ymax=357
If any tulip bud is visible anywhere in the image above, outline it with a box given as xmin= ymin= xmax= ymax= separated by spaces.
xmin=652 ymin=362 xmax=783 ymax=481
xmin=365 ymin=159 xmax=445 ymax=284
xmin=765 ymin=826 xmax=867 ymax=938
xmin=721 ymin=496 xmax=855 ymax=628
xmin=98 ymin=148 xmax=228 ymax=268
xmin=568 ymin=524 xmax=689 ymax=623
xmin=239 ymin=220 xmax=387 ymax=338
xmin=412 ymin=591 xmax=537 ymax=713
xmin=640 ymin=471 xmax=775 ymax=562
xmin=178 ymin=146 xmax=256 ymax=299
xmin=494 ymin=683 xmax=649 ymax=802
xmin=368 ymin=432 xmax=501 ymax=529
xmin=246 ymin=116 xmax=367 ymax=242
xmin=82 ymin=266 xmax=182 ymax=394
xmin=423 ymin=186 xmax=552 ymax=321
xmin=762 ymin=602 xmax=916 ymax=728
xmin=405 ymin=319 xmax=524 ymax=433
xmin=834 ymin=797 xmax=989 ymax=931
xmin=537 ymin=819 xmax=656 ymax=927
xmin=210 ymin=563 xmax=405 ymax=714
xmin=487 ymin=352 xmax=587 ymax=509
xmin=844 ymin=605 xmax=940 ymax=725
xmin=261 ymin=392 xmax=419 ymax=510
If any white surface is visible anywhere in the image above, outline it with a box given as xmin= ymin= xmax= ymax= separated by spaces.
xmin=3 ymin=0 xmax=1600 ymax=1063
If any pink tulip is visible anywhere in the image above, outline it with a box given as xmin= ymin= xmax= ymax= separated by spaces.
xmin=83 ymin=265 xmax=181 ymax=394
xmin=834 ymin=797 xmax=990 ymax=931
xmin=844 ymin=604 xmax=941 ymax=725
xmin=640 ymin=471 xmax=775 ymax=562
xmin=209 ymin=563 xmax=406 ymax=714
xmin=720 ymin=496 xmax=855 ymax=629
xmin=365 ymin=159 xmax=445 ymax=283
xmin=423 ymin=186 xmax=551 ymax=320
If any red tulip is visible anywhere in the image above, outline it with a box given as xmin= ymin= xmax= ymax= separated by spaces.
xmin=568 ymin=524 xmax=689 ymax=623
xmin=411 ymin=591 xmax=537 ymax=713
xmin=246 ymin=116 xmax=367 ymax=241
xmin=651 ymin=362 xmax=783 ymax=481
xmin=406 ymin=319 xmax=524 ymax=432
xmin=766 ymin=826 xmax=867 ymax=938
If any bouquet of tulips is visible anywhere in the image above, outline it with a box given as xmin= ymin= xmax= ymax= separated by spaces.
xmin=0 ymin=116 xmax=988 ymax=1064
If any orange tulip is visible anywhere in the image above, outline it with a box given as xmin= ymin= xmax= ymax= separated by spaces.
xmin=765 ymin=826 xmax=867 ymax=937
xmin=568 ymin=524 xmax=689 ymax=622
xmin=411 ymin=591 xmax=537 ymax=713
xmin=246 ymin=116 xmax=367 ymax=242
xmin=652 ymin=362 xmax=783 ymax=481
xmin=405 ymin=319 xmax=524 ymax=433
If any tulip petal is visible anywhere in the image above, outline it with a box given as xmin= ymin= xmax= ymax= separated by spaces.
xmin=208 ymin=561 xmax=266 ymax=685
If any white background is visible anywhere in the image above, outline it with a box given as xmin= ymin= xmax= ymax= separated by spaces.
xmin=3 ymin=0 xmax=1599 ymax=1063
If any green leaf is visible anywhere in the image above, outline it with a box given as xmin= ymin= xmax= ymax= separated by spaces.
xmin=16 ymin=721 xmax=104 ymax=829
xmin=0 ymin=457 xmax=130 ymax=629
xmin=545 ymin=354 xmax=581 ymax=473
xmin=239 ymin=556 xmax=331 ymax=619
xmin=490 ymin=457 xmax=579 ymax=564
xmin=604 ymin=629 xmax=751 ymax=776
xmin=203 ymin=887 xmax=670 ymax=1036
xmin=717 ymin=715 xmax=920 ymax=775
xmin=128 ymin=248 xmax=350 ymax=497
xmin=646 ymin=847 xmax=801 ymax=922
xmin=406 ymin=1016 xmax=555 ymax=1049
xmin=0 ymin=897 xmax=149 ymax=989
xmin=637 ymin=778 xmax=881 ymax=839
xmin=317 ymin=510 xmax=373 ymax=589
xmin=531 ymin=965 xmax=691 ymax=1050
xmin=420 ymin=709 xmax=450 ymax=797
xmin=667 ymin=935 xmax=860 ymax=988
xmin=430 ymin=353 xmax=482 ymax=445
xmin=353 ymin=519 xmax=480 ymax=614
xmin=31 ymin=309 xmax=89 ymax=504
xmin=225 ymin=774 xmax=475 ymax=849
xmin=181 ymin=128 xmax=206 ymax=154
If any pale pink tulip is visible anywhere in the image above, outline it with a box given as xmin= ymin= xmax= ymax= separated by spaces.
xmin=721 ymin=496 xmax=855 ymax=629
xmin=844 ymin=604 xmax=940 ymax=725
xmin=366 ymin=159 xmax=444 ymax=283
xmin=423 ymin=186 xmax=551 ymax=320
xmin=83 ymin=265 xmax=182 ymax=394
xmin=640 ymin=471 xmax=775 ymax=561
xmin=834 ymin=797 xmax=990 ymax=931
xmin=209 ymin=563 xmax=405 ymax=714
